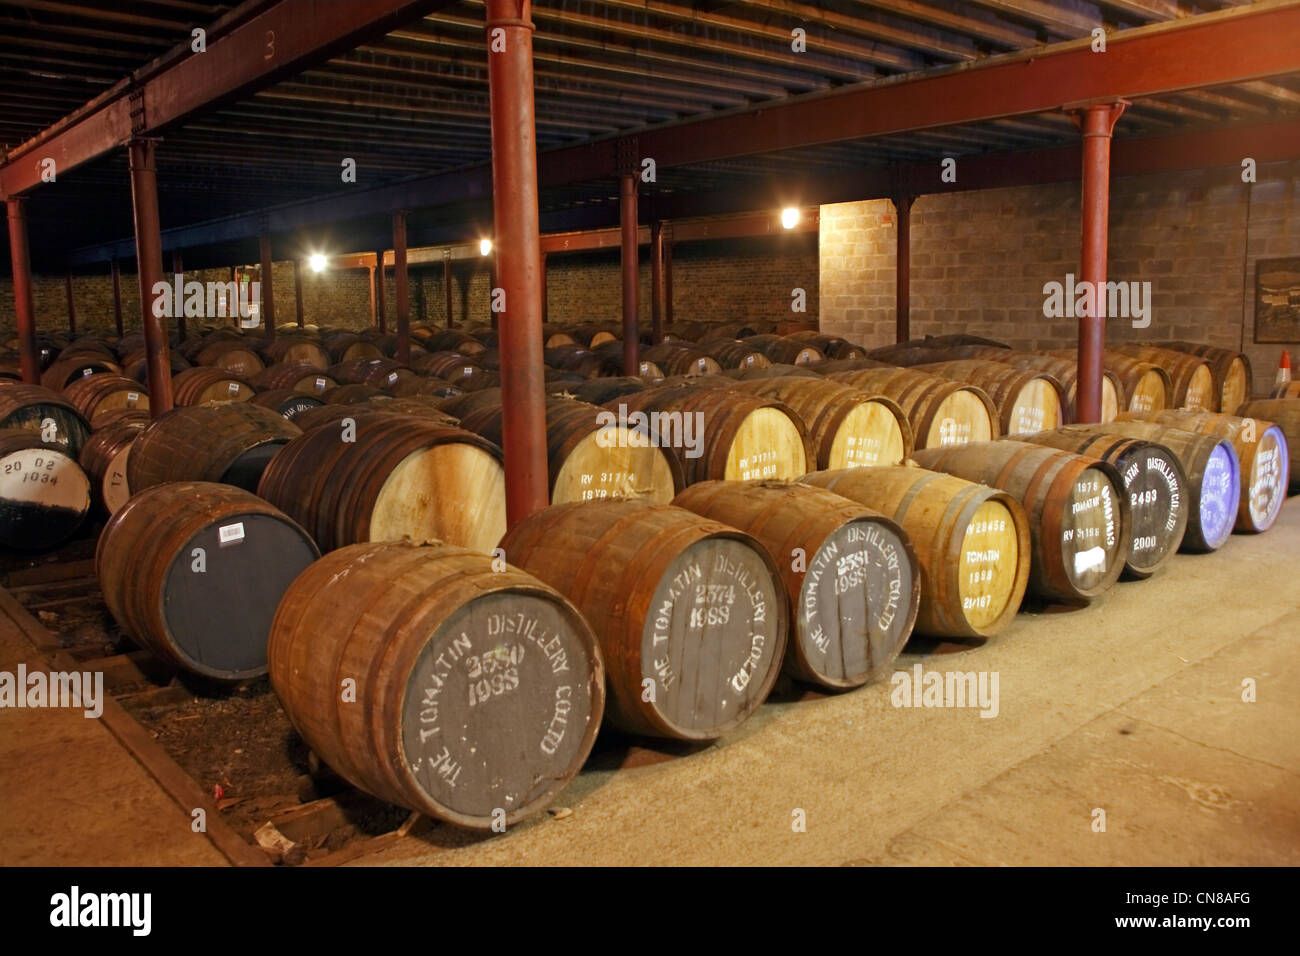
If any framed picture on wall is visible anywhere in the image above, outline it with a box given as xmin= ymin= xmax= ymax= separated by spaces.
xmin=1255 ymin=256 xmax=1300 ymax=343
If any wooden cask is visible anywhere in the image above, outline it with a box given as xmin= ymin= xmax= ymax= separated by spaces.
xmin=730 ymin=376 xmax=912 ymax=468
xmin=499 ymin=500 xmax=787 ymax=739
xmin=172 ymin=366 xmax=254 ymax=405
xmin=41 ymin=356 xmax=122 ymax=391
xmin=457 ymin=396 xmax=681 ymax=504
xmin=694 ymin=340 xmax=773 ymax=371
xmin=1119 ymin=409 xmax=1288 ymax=534
xmin=256 ymin=416 xmax=505 ymax=553
xmin=328 ymin=358 xmax=416 ymax=389
xmin=728 ymin=362 xmax=821 ymax=381
xmin=252 ymin=362 xmax=337 ymax=395
xmin=122 ymin=349 xmax=191 ymax=385
xmin=322 ymin=332 xmax=384 ymax=363
xmin=194 ymin=340 xmax=265 ymax=378
xmin=606 ymin=383 xmax=808 ymax=487
xmin=128 ymin=403 xmax=301 ymax=493
xmin=1063 ymin=421 xmax=1239 ymax=552
xmin=387 ymin=375 xmax=461 ymax=400
xmin=674 ymin=481 xmax=918 ymax=690
xmin=912 ymin=441 xmax=1130 ymax=604
xmin=249 ymin=388 xmax=324 ymax=422
xmin=563 ymin=376 xmax=648 ymax=406
xmin=1236 ymin=398 xmax=1300 ymax=492
xmin=697 ymin=322 xmax=761 ymax=343
xmin=997 ymin=354 xmax=1123 ymax=422
xmin=0 ymin=430 xmax=90 ymax=550
xmin=587 ymin=342 xmax=666 ymax=381
xmin=61 ymin=373 xmax=151 ymax=424
xmin=913 ymin=360 xmax=1066 ymax=435
xmin=1017 ymin=427 xmax=1188 ymax=579
xmin=784 ymin=331 xmax=865 ymax=361
xmin=1111 ymin=345 xmax=1215 ymax=411
xmin=0 ymin=384 xmax=91 ymax=457
xmin=263 ymin=336 xmax=330 ymax=370
xmin=742 ymin=334 xmax=822 ymax=366
xmin=1044 ymin=349 xmax=1170 ymax=414
xmin=78 ymin=417 xmax=146 ymax=516
xmin=801 ymin=466 xmax=1029 ymax=638
xmin=99 ymin=482 xmax=319 ymax=681
xmin=641 ymin=343 xmax=722 ymax=377
xmin=1149 ymin=342 xmax=1251 ymax=414
xmin=825 ymin=367 xmax=999 ymax=449
xmin=269 ymin=542 xmax=603 ymax=828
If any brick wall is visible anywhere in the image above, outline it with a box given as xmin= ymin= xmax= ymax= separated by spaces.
xmin=820 ymin=161 xmax=1300 ymax=397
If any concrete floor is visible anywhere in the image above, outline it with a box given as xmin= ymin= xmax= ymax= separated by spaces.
xmin=1 ymin=504 xmax=1296 ymax=867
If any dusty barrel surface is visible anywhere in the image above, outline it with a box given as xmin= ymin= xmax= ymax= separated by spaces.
xmin=912 ymin=441 xmax=1130 ymax=604
xmin=1067 ymin=420 xmax=1239 ymax=552
xmin=78 ymin=417 xmax=147 ymax=516
xmin=0 ymin=429 xmax=90 ymax=550
xmin=172 ymin=366 xmax=255 ymax=405
xmin=41 ymin=356 xmax=121 ymax=391
xmin=268 ymin=542 xmax=604 ymax=830
xmin=98 ymin=482 xmax=320 ymax=681
xmin=256 ymin=415 xmax=505 ymax=553
xmin=1119 ymin=409 xmax=1288 ymax=534
xmin=673 ymin=481 xmax=918 ymax=690
xmin=248 ymin=388 xmax=324 ymax=422
xmin=61 ymin=373 xmax=151 ymax=424
xmin=801 ymin=466 xmax=1029 ymax=638
xmin=128 ymin=403 xmax=302 ymax=492
xmin=913 ymin=360 xmax=1066 ymax=435
xmin=1019 ymin=427 xmax=1188 ymax=579
xmin=730 ymin=376 xmax=911 ymax=469
xmin=1111 ymin=345 xmax=1215 ymax=411
xmin=499 ymin=500 xmax=788 ymax=740
xmin=1236 ymin=398 xmax=1300 ymax=492
xmin=0 ymin=384 xmax=91 ymax=457
xmin=252 ymin=363 xmax=337 ymax=395
xmin=606 ymin=384 xmax=808 ymax=487
xmin=826 ymin=366 xmax=999 ymax=449
xmin=1148 ymin=342 xmax=1251 ymax=415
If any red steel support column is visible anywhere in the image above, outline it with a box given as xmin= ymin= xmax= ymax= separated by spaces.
xmin=293 ymin=258 xmax=305 ymax=328
xmin=486 ymin=0 xmax=548 ymax=524
xmin=258 ymin=234 xmax=275 ymax=342
xmin=650 ymin=220 xmax=664 ymax=345
xmin=443 ymin=254 xmax=454 ymax=328
xmin=64 ymin=273 xmax=77 ymax=338
xmin=127 ymin=139 xmax=174 ymax=416
xmin=620 ymin=171 xmax=639 ymax=374
xmin=539 ymin=252 xmax=548 ymax=324
xmin=895 ymin=194 xmax=913 ymax=344
xmin=171 ymin=249 xmax=186 ymax=342
xmin=110 ymin=257 xmax=124 ymax=336
xmin=663 ymin=229 xmax=674 ymax=327
xmin=375 ymin=251 xmax=387 ymax=332
xmin=5 ymin=199 xmax=40 ymax=384
xmin=393 ymin=210 xmax=411 ymax=364
xmin=368 ymin=264 xmax=377 ymax=328
xmin=1070 ymin=101 xmax=1127 ymax=423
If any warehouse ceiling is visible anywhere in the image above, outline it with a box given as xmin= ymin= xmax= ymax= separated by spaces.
xmin=2 ymin=0 xmax=1299 ymax=270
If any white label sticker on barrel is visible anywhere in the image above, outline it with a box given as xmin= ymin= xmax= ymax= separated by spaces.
xmin=218 ymin=522 xmax=245 ymax=546
xmin=126 ymin=392 xmax=140 ymax=406
xmin=82 ymin=367 xmax=94 ymax=377
xmin=227 ymin=382 xmax=239 ymax=395
xmin=387 ymin=372 xmax=398 ymax=384
xmin=315 ymin=377 xmax=327 ymax=391
xmin=1074 ymin=546 xmax=1105 ymax=575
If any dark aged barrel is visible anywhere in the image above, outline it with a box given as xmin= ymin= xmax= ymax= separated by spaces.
xmin=248 ymin=388 xmax=325 ymax=423
xmin=1119 ymin=409 xmax=1288 ymax=534
xmin=40 ymin=356 xmax=122 ymax=391
xmin=499 ymin=500 xmax=787 ymax=740
xmin=673 ymin=481 xmax=919 ymax=690
xmin=606 ymin=383 xmax=808 ymax=488
xmin=122 ymin=350 xmax=191 ymax=385
xmin=194 ymin=339 xmax=266 ymax=378
xmin=913 ymin=360 xmax=1067 ymax=435
xmin=801 ymin=466 xmax=1030 ymax=638
xmin=256 ymin=415 xmax=506 ymax=553
xmin=172 ymin=366 xmax=254 ymax=405
xmin=0 ymin=384 xmax=91 ymax=457
xmin=742 ymin=334 xmax=822 ymax=366
xmin=1236 ymin=398 xmax=1300 ymax=492
xmin=128 ymin=403 xmax=301 ymax=492
xmin=252 ymin=362 xmax=337 ymax=395
xmin=1061 ymin=421 xmax=1239 ymax=552
xmin=1110 ymin=345 xmax=1216 ymax=411
xmin=729 ymin=376 xmax=912 ymax=468
xmin=995 ymin=354 xmax=1123 ymax=422
xmin=61 ymin=373 xmax=151 ymax=424
xmin=641 ymin=343 xmax=722 ymax=377
xmin=1148 ymin=342 xmax=1251 ymax=416
xmin=587 ymin=342 xmax=664 ymax=380
xmin=785 ymin=330 xmax=865 ymax=361
xmin=728 ymin=362 xmax=821 ymax=381
xmin=322 ymin=332 xmax=384 ymax=363
xmin=78 ymin=417 xmax=146 ymax=516
xmin=1018 ymin=427 xmax=1188 ymax=579
xmin=263 ymin=336 xmax=330 ymax=370
xmin=388 ymin=375 xmax=462 ymax=400
xmin=98 ymin=482 xmax=319 ymax=681
xmin=694 ymin=339 xmax=773 ymax=371
xmin=912 ymin=441 xmax=1130 ymax=604
xmin=1046 ymin=350 xmax=1170 ymax=414
xmin=457 ymin=396 xmax=680 ymax=504
xmin=563 ymin=376 xmax=648 ymax=406
xmin=329 ymin=358 xmax=417 ymax=389
xmin=825 ymin=367 xmax=999 ymax=449
xmin=0 ymin=429 xmax=90 ymax=551
xmin=268 ymin=542 xmax=604 ymax=830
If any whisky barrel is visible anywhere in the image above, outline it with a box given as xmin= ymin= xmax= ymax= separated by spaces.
xmin=1017 ymin=427 xmax=1188 ymax=579
xmin=996 ymin=354 xmax=1123 ymax=422
xmin=78 ymin=417 xmax=145 ymax=516
xmin=421 ymin=330 xmax=488 ymax=355
xmin=194 ymin=339 xmax=266 ymax=378
xmin=1045 ymin=349 xmax=1170 ymax=414
xmin=128 ymin=403 xmax=301 ymax=493
xmin=697 ymin=322 xmax=761 ymax=342
xmin=729 ymin=376 xmax=912 ymax=468
xmin=743 ymin=334 xmax=822 ymax=367
xmin=1119 ymin=409 xmax=1288 ymax=534
xmin=248 ymin=388 xmax=325 ymax=423
xmin=411 ymin=353 xmax=499 ymax=390
xmin=387 ymin=376 xmax=462 ymax=400
xmin=801 ymin=466 xmax=1029 ymax=638
xmin=457 ymin=396 xmax=681 ymax=504
xmin=606 ymin=383 xmax=808 ymax=487
xmin=784 ymin=331 xmax=865 ymax=361
xmin=1148 ymin=342 xmax=1251 ymax=414
xmin=263 ymin=336 xmax=330 ymax=370
xmin=499 ymin=500 xmax=787 ymax=739
xmin=322 ymin=332 xmax=384 ymax=363
xmin=0 ymin=430 xmax=90 ymax=550
xmin=728 ymin=363 xmax=822 ymax=381
xmin=98 ymin=482 xmax=319 ymax=681
xmin=587 ymin=342 xmax=665 ymax=380
xmin=825 ymin=367 xmax=999 ymax=449
xmin=565 ymin=323 xmax=619 ymax=347
xmin=252 ymin=363 xmax=337 ymax=395
xmin=641 ymin=343 xmax=722 ymax=377
xmin=268 ymin=542 xmax=603 ymax=829
xmin=1060 ymin=421 xmax=1239 ymax=552
xmin=172 ymin=367 xmax=254 ymax=405
xmin=1110 ymin=345 xmax=1215 ymax=411
xmin=673 ymin=481 xmax=919 ymax=690
xmin=563 ymin=376 xmax=648 ymax=406
xmin=0 ymin=384 xmax=91 ymax=457
xmin=694 ymin=340 xmax=772 ymax=371
xmin=1236 ymin=398 xmax=1300 ymax=492
xmin=321 ymin=383 xmax=388 ymax=405
xmin=41 ymin=356 xmax=121 ymax=391
xmin=328 ymin=358 xmax=416 ymax=389
xmin=122 ymin=349 xmax=191 ymax=385
xmin=912 ymin=441 xmax=1130 ymax=604
xmin=59 ymin=373 xmax=151 ymax=425
xmin=256 ymin=416 xmax=505 ymax=553
xmin=913 ymin=360 xmax=1066 ymax=435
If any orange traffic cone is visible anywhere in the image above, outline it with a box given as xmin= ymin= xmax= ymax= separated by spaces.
xmin=1276 ymin=349 xmax=1292 ymax=392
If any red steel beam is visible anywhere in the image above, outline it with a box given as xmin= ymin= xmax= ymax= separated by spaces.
xmin=368 ymin=264 xmax=377 ymax=328
xmin=650 ymin=221 xmax=664 ymax=346
xmin=171 ymin=248 xmax=185 ymax=342
xmin=894 ymin=195 xmax=913 ymax=344
xmin=258 ymin=234 xmax=276 ymax=341
xmin=0 ymin=0 xmax=451 ymax=196
xmin=110 ymin=257 xmax=123 ymax=336
xmin=127 ymin=139 xmax=174 ymax=416
xmin=620 ymin=172 xmax=639 ymax=374
xmin=6 ymin=200 xmax=40 ymax=384
xmin=664 ymin=230 xmax=674 ymax=327
xmin=539 ymin=251 xmax=548 ymax=325
xmin=64 ymin=272 xmax=76 ymax=338
xmin=487 ymin=0 xmax=548 ymax=525
xmin=374 ymin=250 xmax=387 ymax=332
xmin=393 ymin=210 xmax=411 ymax=364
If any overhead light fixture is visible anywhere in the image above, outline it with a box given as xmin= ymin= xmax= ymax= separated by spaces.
xmin=480 ymin=238 xmax=493 ymax=256
xmin=781 ymin=207 xmax=800 ymax=230
xmin=308 ymin=253 xmax=327 ymax=273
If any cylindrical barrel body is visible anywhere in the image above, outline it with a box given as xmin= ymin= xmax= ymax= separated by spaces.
xmin=1150 ymin=342 xmax=1251 ymax=415
xmin=826 ymin=367 xmax=999 ymax=449
xmin=0 ymin=384 xmax=91 ymax=457
xmin=1236 ymin=398 xmax=1300 ymax=492
xmin=171 ymin=366 xmax=254 ymax=405
xmin=1110 ymin=345 xmax=1215 ymax=411
xmin=252 ymin=362 xmax=337 ymax=395
xmin=61 ymin=373 xmax=151 ymax=424
xmin=128 ymin=403 xmax=301 ymax=492
xmin=0 ymin=429 xmax=90 ymax=550
xmin=995 ymin=353 xmax=1123 ymax=422
xmin=913 ymin=359 xmax=1066 ymax=435
xmin=78 ymin=417 xmax=146 ymax=516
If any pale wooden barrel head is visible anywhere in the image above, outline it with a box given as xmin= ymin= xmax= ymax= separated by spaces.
xmin=926 ymin=390 xmax=995 ymax=447
xmin=590 ymin=330 xmax=616 ymax=347
xmin=399 ymin=590 xmax=600 ymax=824
xmin=641 ymin=535 xmax=784 ymax=738
xmin=1221 ymin=359 xmax=1249 ymax=416
xmin=370 ymin=442 xmax=506 ymax=552
xmin=1246 ymin=426 xmax=1288 ymax=532
xmin=1181 ymin=365 xmax=1216 ymax=411
xmin=102 ymin=443 xmax=134 ymax=516
xmin=827 ymin=400 xmax=907 ymax=468
xmin=1060 ymin=465 xmax=1125 ymax=595
xmin=0 ymin=447 xmax=90 ymax=550
xmin=957 ymin=499 xmax=1021 ymax=632
xmin=1100 ymin=376 xmax=1120 ymax=423
xmin=297 ymin=373 xmax=335 ymax=396
xmin=92 ymin=386 xmax=150 ymax=417
xmin=199 ymin=380 xmax=255 ymax=404
xmin=552 ymin=427 xmax=677 ymax=504
xmin=1128 ymin=371 xmax=1167 ymax=413
xmin=1007 ymin=378 xmax=1063 ymax=435
xmin=723 ymin=406 xmax=807 ymax=481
